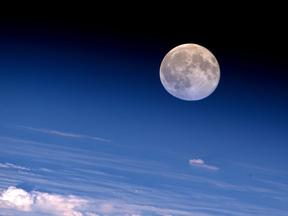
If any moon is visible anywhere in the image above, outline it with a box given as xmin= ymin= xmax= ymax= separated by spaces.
xmin=159 ymin=43 xmax=220 ymax=101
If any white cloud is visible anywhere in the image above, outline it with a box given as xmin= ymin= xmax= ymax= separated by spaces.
xmin=157 ymin=213 xmax=172 ymax=216
xmin=0 ymin=163 xmax=9 ymax=168
xmin=0 ymin=186 xmax=89 ymax=216
xmin=39 ymin=168 xmax=53 ymax=172
xmin=0 ymin=163 xmax=30 ymax=170
xmin=1 ymin=186 xmax=34 ymax=211
xmin=85 ymin=213 xmax=99 ymax=216
xmin=189 ymin=159 xmax=219 ymax=170
xmin=188 ymin=159 xmax=204 ymax=164
xmin=17 ymin=171 xmax=36 ymax=176
xmin=20 ymin=126 xmax=110 ymax=142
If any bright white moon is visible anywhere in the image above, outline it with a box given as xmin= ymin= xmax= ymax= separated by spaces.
xmin=160 ymin=43 xmax=220 ymax=101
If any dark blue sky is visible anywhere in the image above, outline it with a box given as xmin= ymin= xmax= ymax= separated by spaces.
xmin=0 ymin=17 xmax=287 ymax=215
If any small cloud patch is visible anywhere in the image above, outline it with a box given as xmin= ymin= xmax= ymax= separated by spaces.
xmin=189 ymin=159 xmax=219 ymax=170
xmin=189 ymin=159 xmax=204 ymax=164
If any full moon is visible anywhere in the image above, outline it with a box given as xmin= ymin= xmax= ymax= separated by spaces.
xmin=159 ymin=43 xmax=220 ymax=101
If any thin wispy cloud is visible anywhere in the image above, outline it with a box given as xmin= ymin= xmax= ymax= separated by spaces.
xmin=189 ymin=159 xmax=220 ymax=170
xmin=232 ymin=162 xmax=288 ymax=178
xmin=0 ymin=163 xmax=30 ymax=170
xmin=85 ymin=213 xmax=99 ymax=216
xmin=17 ymin=171 xmax=36 ymax=176
xmin=86 ymin=212 xmax=99 ymax=216
xmin=20 ymin=126 xmax=110 ymax=142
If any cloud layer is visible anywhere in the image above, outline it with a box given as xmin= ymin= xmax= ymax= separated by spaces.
xmin=1 ymin=136 xmax=288 ymax=216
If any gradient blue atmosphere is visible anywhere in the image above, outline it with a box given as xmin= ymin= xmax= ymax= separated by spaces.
xmin=0 ymin=18 xmax=287 ymax=216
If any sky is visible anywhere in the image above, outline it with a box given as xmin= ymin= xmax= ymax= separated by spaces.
xmin=0 ymin=15 xmax=287 ymax=216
